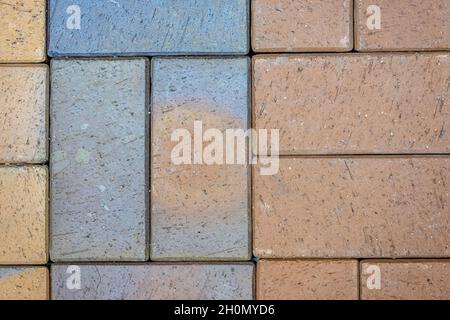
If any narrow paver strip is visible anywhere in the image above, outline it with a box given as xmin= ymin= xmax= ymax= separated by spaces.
xmin=52 ymin=263 xmax=254 ymax=300
xmin=0 ymin=267 xmax=49 ymax=300
xmin=48 ymin=0 xmax=249 ymax=56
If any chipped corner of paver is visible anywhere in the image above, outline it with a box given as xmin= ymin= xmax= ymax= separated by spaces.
xmin=51 ymin=263 xmax=254 ymax=300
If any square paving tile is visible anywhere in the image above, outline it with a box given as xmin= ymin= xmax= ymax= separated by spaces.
xmin=52 ymin=263 xmax=254 ymax=300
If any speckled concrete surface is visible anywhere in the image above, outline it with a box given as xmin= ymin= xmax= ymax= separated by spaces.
xmin=0 ymin=166 xmax=48 ymax=264
xmin=51 ymin=263 xmax=254 ymax=300
xmin=257 ymin=260 xmax=358 ymax=300
xmin=151 ymin=58 xmax=250 ymax=261
xmin=48 ymin=0 xmax=249 ymax=56
xmin=252 ymin=0 xmax=352 ymax=52
xmin=253 ymin=53 xmax=450 ymax=155
xmin=356 ymin=0 xmax=450 ymax=51
xmin=50 ymin=59 xmax=149 ymax=262
xmin=0 ymin=0 xmax=46 ymax=62
xmin=0 ymin=267 xmax=49 ymax=300
xmin=254 ymin=157 xmax=450 ymax=258
xmin=0 ymin=65 xmax=48 ymax=163
xmin=361 ymin=260 xmax=450 ymax=300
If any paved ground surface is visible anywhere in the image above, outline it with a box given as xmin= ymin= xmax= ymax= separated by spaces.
xmin=0 ymin=0 xmax=449 ymax=300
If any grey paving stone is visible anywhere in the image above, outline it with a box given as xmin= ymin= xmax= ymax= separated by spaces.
xmin=50 ymin=58 xmax=149 ymax=262
xmin=51 ymin=263 xmax=254 ymax=300
xmin=48 ymin=0 xmax=249 ymax=56
xmin=151 ymin=57 xmax=250 ymax=261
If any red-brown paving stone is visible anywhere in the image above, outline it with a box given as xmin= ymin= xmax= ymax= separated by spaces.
xmin=253 ymin=157 xmax=450 ymax=258
xmin=252 ymin=0 xmax=352 ymax=52
xmin=0 ymin=267 xmax=49 ymax=300
xmin=0 ymin=166 xmax=48 ymax=264
xmin=257 ymin=260 xmax=358 ymax=300
xmin=0 ymin=65 xmax=48 ymax=163
xmin=253 ymin=53 xmax=450 ymax=155
xmin=361 ymin=260 xmax=450 ymax=300
xmin=355 ymin=0 xmax=450 ymax=51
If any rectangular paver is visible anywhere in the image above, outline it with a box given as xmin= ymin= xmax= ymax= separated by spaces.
xmin=257 ymin=260 xmax=358 ymax=300
xmin=252 ymin=0 xmax=352 ymax=52
xmin=52 ymin=264 xmax=254 ymax=300
xmin=355 ymin=0 xmax=450 ymax=51
xmin=253 ymin=53 xmax=450 ymax=155
xmin=151 ymin=58 xmax=250 ymax=261
xmin=0 ymin=0 xmax=46 ymax=62
xmin=254 ymin=157 xmax=450 ymax=258
xmin=0 ymin=65 xmax=48 ymax=163
xmin=0 ymin=166 xmax=48 ymax=264
xmin=361 ymin=260 xmax=450 ymax=300
xmin=50 ymin=58 xmax=149 ymax=262
xmin=48 ymin=0 xmax=249 ymax=56
xmin=0 ymin=267 xmax=49 ymax=300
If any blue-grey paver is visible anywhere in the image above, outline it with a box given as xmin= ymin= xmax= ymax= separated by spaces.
xmin=51 ymin=263 xmax=254 ymax=300
xmin=50 ymin=58 xmax=149 ymax=262
xmin=48 ymin=0 xmax=249 ymax=56
xmin=151 ymin=57 xmax=250 ymax=261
